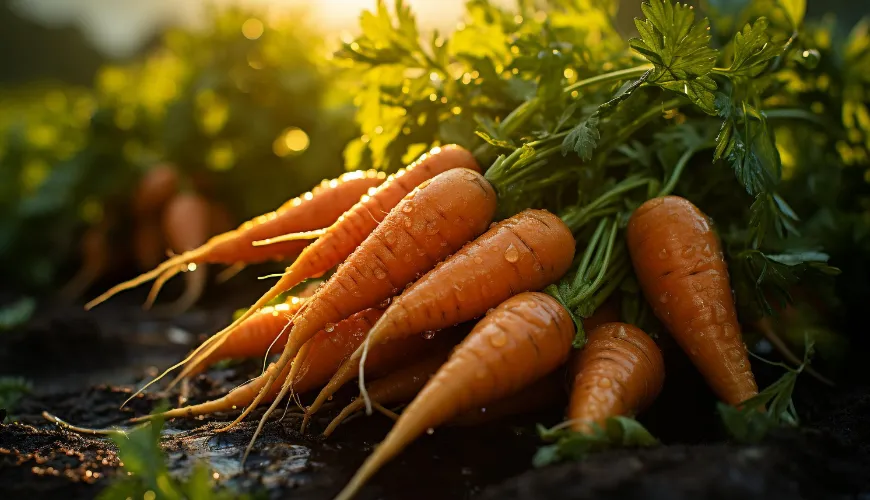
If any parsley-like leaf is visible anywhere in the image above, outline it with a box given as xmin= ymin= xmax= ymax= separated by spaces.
xmin=561 ymin=115 xmax=600 ymax=159
xmin=629 ymin=0 xmax=718 ymax=114
xmin=534 ymin=417 xmax=659 ymax=467
xmin=727 ymin=18 xmax=786 ymax=79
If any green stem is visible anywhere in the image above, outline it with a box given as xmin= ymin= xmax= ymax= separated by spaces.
xmin=561 ymin=176 xmax=653 ymax=233
xmin=573 ymin=218 xmax=609 ymax=290
xmin=763 ymin=108 xmax=827 ymax=127
xmin=584 ymin=221 xmax=619 ymax=299
xmin=599 ymin=98 xmax=684 ymax=151
xmin=564 ymin=65 xmax=653 ymax=94
xmin=658 ymin=147 xmax=696 ymax=197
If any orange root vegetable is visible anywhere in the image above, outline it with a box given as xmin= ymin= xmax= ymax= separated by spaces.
xmin=323 ymin=351 xmax=452 ymax=437
xmin=133 ymin=163 xmax=179 ymax=215
xmin=452 ymin=372 xmax=565 ymax=427
xmin=214 ymin=145 xmax=480 ymax=361
xmin=626 ymin=196 xmax=758 ymax=406
xmin=59 ymin=225 xmax=111 ymax=302
xmin=334 ymin=292 xmax=575 ymax=500
xmin=343 ymin=208 xmax=575 ymax=413
xmin=568 ymin=322 xmax=664 ymax=432
xmin=132 ymin=219 xmax=166 ymax=271
xmin=183 ymin=297 xmax=306 ymax=378
xmin=235 ymin=167 xmax=496 ymax=458
xmin=86 ymin=170 xmax=384 ymax=310
xmin=150 ymin=192 xmax=212 ymax=312
xmin=131 ymin=308 xmax=386 ymax=423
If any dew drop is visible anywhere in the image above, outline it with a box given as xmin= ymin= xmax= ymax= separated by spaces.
xmin=404 ymin=218 xmax=412 ymax=228
xmin=681 ymin=246 xmax=695 ymax=258
xmin=504 ymin=244 xmax=520 ymax=263
xmin=426 ymin=428 xmax=435 ymax=435
xmin=597 ymin=377 xmax=612 ymax=389
xmin=374 ymin=268 xmax=387 ymax=279
xmin=527 ymin=300 xmax=537 ymax=308
xmin=378 ymin=297 xmax=392 ymax=308
xmin=384 ymin=231 xmax=397 ymax=245
xmin=658 ymin=248 xmax=669 ymax=260
xmin=402 ymin=204 xmax=413 ymax=213
xmin=324 ymin=323 xmax=335 ymax=333
xmin=425 ymin=221 xmax=439 ymax=235
xmin=489 ymin=331 xmax=507 ymax=347
xmin=423 ymin=330 xmax=436 ymax=339
xmin=659 ymin=292 xmax=670 ymax=304
xmin=440 ymin=240 xmax=448 ymax=247
xmin=692 ymin=281 xmax=703 ymax=292
xmin=701 ymin=243 xmax=713 ymax=257
xmin=474 ymin=256 xmax=483 ymax=264
xmin=403 ymin=253 xmax=412 ymax=263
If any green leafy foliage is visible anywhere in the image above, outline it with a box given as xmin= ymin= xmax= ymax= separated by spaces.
xmin=98 ymin=413 xmax=253 ymax=500
xmin=0 ymin=297 xmax=35 ymax=330
xmin=0 ymin=377 xmax=32 ymax=422
xmin=534 ymin=417 xmax=659 ymax=467
xmin=561 ymin=116 xmax=600 ymax=159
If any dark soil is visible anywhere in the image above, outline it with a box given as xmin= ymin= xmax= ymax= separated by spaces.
xmin=1 ymin=279 xmax=869 ymax=500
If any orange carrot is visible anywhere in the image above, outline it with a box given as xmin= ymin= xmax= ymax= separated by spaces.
xmin=452 ymin=372 xmax=565 ymax=427
xmin=131 ymin=308 xmax=386 ymax=422
xmin=151 ymin=192 xmax=212 ymax=313
xmin=568 ymin=322 xmax=664 ymax=432
xmin=85 ymin=170 xmax=385 ymax=309
xmin=233 ymin=167 xmax=496 ymax=457
xmin=626 ymin=196 xmax=758 ymax=406
xmin=333 ymin=292 xmax=575 ymax=500
xmin=132 ymin=219 xmax=166 ymax=271
xmin=184 ymin=297 xmax=306 ymax=377
xmin=133 ymin=163 xmax=179 ymax=215
xmin=59 ymin=224 xmax=111 ymax=302
xmin=322 ymin=351 xmax=452 ymax=437
xmin=213 ymin=145 xmax=480 ymax=355
xmin=339 ymin=208 xmax=574 ymax=415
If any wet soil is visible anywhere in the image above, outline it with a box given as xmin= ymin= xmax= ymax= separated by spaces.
xmin=1 ymin=280 xmax=868 ymax=500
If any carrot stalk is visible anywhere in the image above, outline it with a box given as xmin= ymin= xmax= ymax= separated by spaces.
xmin=568 ymin=322 xmax=664 ymax=432
xmin=626 ymin=196 xmax=758 ymax=406
xmin=334 ymin=292 xmax=575 ymax=500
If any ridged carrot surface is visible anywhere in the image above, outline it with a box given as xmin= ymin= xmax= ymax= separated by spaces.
xmin=568 ymin=322 xmax=664 ymax=431
xmin=626 ymin=196 xmax=757 ymax=406
xmin=334 ymin=292 xmax=575 ymax=500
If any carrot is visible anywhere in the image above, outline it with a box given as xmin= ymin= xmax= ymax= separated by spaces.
xmin=132 ymin=219 xmax=166 ymax=271
xmin=333 ymin=292 xmax=575 ymax=500
xmin=59 ymin=224 xmax=111 ymax=302
xmin=150 ymin=192 xmax=212 ymax=313
xmin=133 ymin=163 xmax=179 ymax=215
xmin=233 ymin=167 xmax=496 ymax=458
xmin=214 ymin=145 xmax=480 ymax=354
xmin=340 ymin=208 xmax=574 ymax=415
xmin=568 ymin=322 xmax=664 ymax=432
xmin=184 ymin=296 xmax=306 ymax=377
xmin=626 ymin=195 xmax=758 ymax=406
xmin=131 ymin=308 xmax=386 ymax=422
xmin=85 ymin=170 xmax=385 ymax=309
xmin=452 ymin=372 xmax=565 ymax=426
xmin=322 ymin=351 xmax=452 ymax=437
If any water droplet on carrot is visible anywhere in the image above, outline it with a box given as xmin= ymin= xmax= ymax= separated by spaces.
xmin=658 ymin=248 xmax=669 ymax=260
xmin=489 ymin=331 xmax=507 ymax=347
xmin=702 ymin=243 xmax=713 ymax=256
xmin=659 ymin=292 xmax=670 ymax=303
xmin=474 ymin=256 xmax=483 ymax=264
xmin=384 ymin=231 xmax=397 ymax=245
xmin=374 ymin=268 xmax=387 ymax=279
xmin=324 ymin=323 xmax=335 ymax=333
xmin=598 ymin=378 xmax=612 ymax=388
xmin=504 ymin=244 xmax=519 ymax=263
xmin=404 ymin=218 xmax=412 ymax=228
xmin=378 ymin=297 xmax=392 ymax=308
xmin=425 ymin=221 xmax=439 ymax=235
xmin=681 ymin=246 xmax=695 ymax=258
xmin=402 ymin=204 xmax=413 ymax=213
xmin=423 ymin=330 xmax=436 ymax=339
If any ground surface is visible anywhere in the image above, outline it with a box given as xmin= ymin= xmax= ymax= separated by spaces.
xmin=1 ymin=279 xmax=868 ymax=500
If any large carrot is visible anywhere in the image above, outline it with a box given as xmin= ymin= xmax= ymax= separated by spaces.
xmin=85 ymin=170 xmax=385 ymax=309
xmin=333 ymin=292 xmax=575 ymax=500
xmin=152 ymin=192 xmax=212 ymax=313
xmin=626 ymin=196 xmax=758 ymax=406
xmin=323 ymin=350 xmax=452 ymax=437
xmin=184 ymin=297 xmax=306 ymax=377
xmin=131 ymin=308 xmax=386 ymax=422
xmin=568 ymin=322 xmax=664 ymax=431
xmin=234 ymin=167 xmax=496 ymax=457
xmin=303 ymin=208 xmax=575 ymax=423
xmin=59 ymin=223 xmax=111 ymax=302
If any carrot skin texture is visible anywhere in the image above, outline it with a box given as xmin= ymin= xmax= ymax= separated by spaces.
xmin=626 ymin=196 xmax=758 ymax=406
xmin=158 ymin=193 xmax=212 ymax=312
xmin=85 ymin=170 xmax=383 ymax=309
xmin=568 ymin=322 xmax=664 ymax=432
xmin=334 ymin=292 xmax=575 ymax=500
xmin=451 ymin=372 xmax=565 ymax=426
xmin=323 ymin=351 xmax=452 ymax=437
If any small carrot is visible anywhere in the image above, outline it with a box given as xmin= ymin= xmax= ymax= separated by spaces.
xmin=232 ymin=167 xmax=496 ymax=459
xmin=132 ymin=219 xmax=166 ymax=271
xmin=86 ymin=170 xmax=385 ymax=309
xmin=340 ymin=208 xmax=574 ymax=416
xmin=568 ymin=322 xmax=664 ymax=432
xmin=133 ymin=163 xmax=179 ymax=215
xmin=59 ymin=224 xmax=111 ymax=302
xmin=184 ymin=297 xmax=306 ymax=377
xmin=150 ymin=192 xmax=212 ymax=313
xmin=452 ymin=372 xmax=565 ymax=427
xmin=131 ymin=308 xmax=386 ymax=422
xmin=626 ymin=196 xmax=758 ymax=406
xmin=333 ymin=292 xmax=575 ymax=500
xmin=323 ymin=351 xmax=452 ymax=437
xmin=209 ymin=145 xmax=480 ymax=364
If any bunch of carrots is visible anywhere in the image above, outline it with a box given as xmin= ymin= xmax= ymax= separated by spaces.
xmin=82 ymin=140 xmax=763 ymax=499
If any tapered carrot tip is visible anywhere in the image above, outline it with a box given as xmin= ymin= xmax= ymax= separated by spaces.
xmin=627 ymin=195 xmax=758 ymax=406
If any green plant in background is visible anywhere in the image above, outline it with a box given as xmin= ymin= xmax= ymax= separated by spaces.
xmin=0 ymin=376 xmax=32 ymax=422
xmin=0 ymin=6 xmax=357 ymax=291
